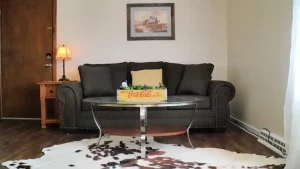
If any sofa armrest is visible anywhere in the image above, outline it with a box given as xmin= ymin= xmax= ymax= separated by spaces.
xmin=208 ymin=80 xmax=236 ymax=128
xmin=57 ymin=82 xmax=83 ymax=129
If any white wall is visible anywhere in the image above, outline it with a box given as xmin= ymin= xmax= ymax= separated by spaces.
xmin=57 ymin=0 xmax=227 ymax=81
xmin=57 ymin=0 xmax=294 ymax=137
xmin=227 ymin=0 xmax=293 ymax=137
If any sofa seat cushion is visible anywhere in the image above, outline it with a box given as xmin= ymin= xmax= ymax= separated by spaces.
xmin=84 ymin=62 xmax=128 ymax=93
xmin=128 ymin=62 xmax=164 ymax=84
xmin=77 ymin=109 xmax=215 ymax=129
xmin=168 ymin=96 xmax=210 ymax=110
xmin=81 ymin=99 xmax=123 ymax=111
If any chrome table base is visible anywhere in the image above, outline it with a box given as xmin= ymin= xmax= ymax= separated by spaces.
xmin=187 ymin=103 xmax=197 ymax=148
xmin=91 ymin=104 xmax=102 ymax=146
xmin=90 ymin=103 xmax=197 ymax=158
xmin=140 ymin=107 xmax=147 ymax=158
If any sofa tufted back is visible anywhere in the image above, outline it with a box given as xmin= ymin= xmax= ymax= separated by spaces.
xmin=83 ymin=61 xmax=214 ymax=96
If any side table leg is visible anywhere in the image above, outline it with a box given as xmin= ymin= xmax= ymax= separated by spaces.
xmin=41 ymin=98 xmax=47 ymax=129
xmin=91 ymin=104 xmax=102 ymax=146
xmin=187 ymin=103 xmax=197 ymax=148
xmin=140 ymin=107 xmax=147 ymax=158
xmin=40 ymin=85 xmax=47 ymax=129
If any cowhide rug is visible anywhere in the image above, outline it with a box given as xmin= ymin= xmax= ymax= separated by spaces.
xmin=2 ymin=135 xmax=285 ymax=169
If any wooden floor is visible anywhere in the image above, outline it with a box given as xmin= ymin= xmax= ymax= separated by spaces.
xmin=0 ymin=120 xmax=280 ymax=168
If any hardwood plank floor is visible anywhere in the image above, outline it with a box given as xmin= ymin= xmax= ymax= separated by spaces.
xmin=0 ymin=120 xmax=281 ymax=168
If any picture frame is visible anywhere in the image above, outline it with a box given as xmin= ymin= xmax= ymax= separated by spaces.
xmin=127 ymin=3 xmax=175 ymax=41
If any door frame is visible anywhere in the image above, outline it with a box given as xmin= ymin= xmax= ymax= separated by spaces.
xmin=0 ymin=0 xmax=57 ymax=119
xmin=0 ymin=0 xmax=2 ymax=120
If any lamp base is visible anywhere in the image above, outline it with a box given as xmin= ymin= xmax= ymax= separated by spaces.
xmin=59 ymin=59 xmax=69 ymax=81
xmin=59 ymin=77 xmax=70 ymax=81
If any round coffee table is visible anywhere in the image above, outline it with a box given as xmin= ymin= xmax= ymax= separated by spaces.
xmin=83 ymin=96 xmax=203 ymax=158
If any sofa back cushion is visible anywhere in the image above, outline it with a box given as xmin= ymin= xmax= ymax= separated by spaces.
xmin=164 ymin=62 xmax=185 ymax=95
xmin=84 ymin=62 xmax=127 ymax=92
xmin=177 ymin=64 xmax=214 ymax=95
xmin=78 ymin=66 xmax=114 ymax=97
xmin=127 ymin=62 xmax=164 ymax=84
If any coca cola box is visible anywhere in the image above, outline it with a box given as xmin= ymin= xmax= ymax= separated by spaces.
xmin=117 ymin=89 xmax=167 ymax=102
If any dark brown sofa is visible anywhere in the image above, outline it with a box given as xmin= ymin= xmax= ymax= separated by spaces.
xmin=57 ymin=62 xmax=235 ymax=130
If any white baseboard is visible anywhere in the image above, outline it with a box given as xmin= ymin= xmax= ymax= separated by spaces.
xmin=230 ymin=116 xmax=287 ymax=157
xmin=230 ymin=116 xmax=260 ymax=137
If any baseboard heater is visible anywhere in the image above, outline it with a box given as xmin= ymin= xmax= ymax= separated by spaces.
xmin=230 ymin=117 xmax=287 ymax=157
xmin=258 ymin=130 xmax=287 ymax=157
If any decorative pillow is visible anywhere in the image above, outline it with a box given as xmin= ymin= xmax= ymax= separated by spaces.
xmin=127 ymin=62 xmax=164 ymax=84
xmin=177 ymin=64 xmax=214 ymax=95
xmin=83 ymin=62 xmax=127 ymax=92
xmin=78 ymin=66 xmax=114 ymax=97
xmin=107 ymin=63 xmax=128 ymax=91
xmin=131 ymin=69 xmax=162 ymax=86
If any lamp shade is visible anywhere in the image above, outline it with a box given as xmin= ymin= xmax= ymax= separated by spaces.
xmin=56 ymin=45 xmax=71 ymax=60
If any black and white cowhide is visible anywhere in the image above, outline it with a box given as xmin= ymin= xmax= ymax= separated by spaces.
xmin=2 ymin=135 xmax=285 ymax=169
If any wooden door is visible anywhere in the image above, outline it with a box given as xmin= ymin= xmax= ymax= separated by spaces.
xmin=1 ymin=0 xmax=55 ymax=118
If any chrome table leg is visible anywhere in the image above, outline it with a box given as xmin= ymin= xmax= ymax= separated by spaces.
xmin=91 ymin=104 xmax=102 ymax=146
xmin=187 ymin=103 xmax=197 ymax=148
xmin=140 ymin=107 xmax=147 ymax=158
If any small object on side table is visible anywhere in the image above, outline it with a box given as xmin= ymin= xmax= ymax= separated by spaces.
xmin=37 ymin=81 xmax=64 ymax=129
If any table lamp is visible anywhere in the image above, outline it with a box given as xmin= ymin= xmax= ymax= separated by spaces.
xmin=56 ymin=44 xmax=71 ymax=81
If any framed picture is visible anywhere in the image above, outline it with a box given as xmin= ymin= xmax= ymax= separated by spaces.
xmin=127 ymin=3 xmax=175 ymax=41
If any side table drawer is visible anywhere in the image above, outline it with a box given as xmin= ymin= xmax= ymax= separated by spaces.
xmin=45 ymin=85 xmax=57 ymax=98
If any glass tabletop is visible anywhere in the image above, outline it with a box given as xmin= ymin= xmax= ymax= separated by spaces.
xmin=83 ymin=96 xmax=204 ymax=108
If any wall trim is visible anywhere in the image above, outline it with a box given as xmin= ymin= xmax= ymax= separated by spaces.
xmin=0 ymin=0 xmax=3 ymax=119
xmin=230 ymin=116 xmax=287 ymax=157
xmin=230 ymin=116 xmax=260 ymax=137
xmin=52 ymin=0 xmax=57 ymax=81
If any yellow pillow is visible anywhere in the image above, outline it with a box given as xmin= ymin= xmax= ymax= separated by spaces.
xmin=131 ymin=69 xmax=162 ymax=86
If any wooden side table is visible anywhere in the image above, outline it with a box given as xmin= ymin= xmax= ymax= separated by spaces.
xmin=37 ymin=81 xmax=63 ymax=129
